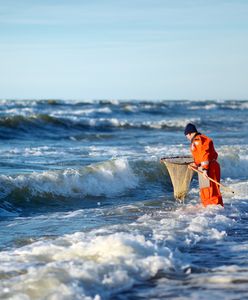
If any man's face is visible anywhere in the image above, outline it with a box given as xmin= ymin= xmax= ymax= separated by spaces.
xmin=186 ymin=133 xmax=191 ymax=141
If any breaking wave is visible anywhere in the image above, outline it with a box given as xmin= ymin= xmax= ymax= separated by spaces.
xmin=0 ymin=159 xmax=138 ymax=208
xmin=0 ymin=146 xmax=247 ymax=216
xmin=0 ymin=114 xmax=200 ymax=140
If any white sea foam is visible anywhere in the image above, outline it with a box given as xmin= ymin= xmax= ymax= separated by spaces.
xmin=51 ymin=107 xmax=112 ymax=118
xmin=0 ymin=200 xmax=237 ymax=300
xmin=9 ymin=146 xmax=67 ymax=157
xmin=80 ymin=118 xmax=128 ymax=128
xmin=0 ymin=230 xmax=172 ymax=299
xmin=122 ymin=104 xmax=138 ymax=112
xmin=139 ymin=117 xmax=200 ymax=129
xmin=190 ymin=104 xmax=217 ymax=110
xmin=3 ymin=107 xmax=35 ymax=116
xmin=0 ymin=100 xmax=37 ymax=107
xmin=88 ymin=146 xmax=137 ymax=159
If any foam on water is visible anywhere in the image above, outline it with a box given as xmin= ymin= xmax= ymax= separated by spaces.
xmin=139 ymin=117 xmax=201 ymax=129
xmin=190 ymin=103 xmax=218 ymax=110
xmin=50 ymin=107 xmax=112 ymax=118
xmin=0 ymin=231 xmax=172 ymax=299
xmin=0 ymin=201 xmax=243 ymax=300
xmin=145 ymin=144 xmax=190 ymax=158
xmin=5 ymin=146 xmax=66 ymax=157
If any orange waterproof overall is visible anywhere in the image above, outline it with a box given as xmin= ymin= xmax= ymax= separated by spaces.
xmin=191 ymin=133 xmax=224 ymax=207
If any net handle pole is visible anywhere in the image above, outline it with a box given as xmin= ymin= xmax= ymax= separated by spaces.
xmin=189 ymin=165 xmax=235 ymax=194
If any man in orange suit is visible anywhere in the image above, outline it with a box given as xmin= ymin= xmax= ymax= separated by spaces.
xmin=184 ymin=123 xmax=224 ymax=207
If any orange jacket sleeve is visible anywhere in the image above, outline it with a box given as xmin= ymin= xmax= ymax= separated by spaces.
xmin=200 ymin=137 xmax=211 ymax=170
xmin=191 ymin=135 xmax=211 ymax=170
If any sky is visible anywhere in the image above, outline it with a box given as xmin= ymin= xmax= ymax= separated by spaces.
xmin=0 ymin=0 xmax=248 ymax=100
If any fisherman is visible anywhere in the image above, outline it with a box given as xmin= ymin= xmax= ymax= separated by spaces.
xmin=184 ymin=123 xmax=224 ymax=207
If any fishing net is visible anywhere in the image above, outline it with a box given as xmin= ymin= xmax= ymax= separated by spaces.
xmin=161 ymin=156 xmax=194 ymax=201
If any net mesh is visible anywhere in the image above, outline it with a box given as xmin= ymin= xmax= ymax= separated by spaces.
xmin=161 ymin=156 xmax=194 ymax=201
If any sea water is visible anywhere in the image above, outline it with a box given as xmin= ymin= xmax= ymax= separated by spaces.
xmin=0 ymin=99 xmax=247 ymax=299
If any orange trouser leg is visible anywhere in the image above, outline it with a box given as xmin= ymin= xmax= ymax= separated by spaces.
xmin=200 ymin=161 xmax=224 ymax=207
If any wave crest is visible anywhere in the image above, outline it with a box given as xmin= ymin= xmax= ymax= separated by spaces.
xmin=0 ymin=159 xmax=139 ymax=212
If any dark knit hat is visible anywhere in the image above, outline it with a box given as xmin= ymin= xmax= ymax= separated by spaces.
xmin=184 ymin=123 xmax=197 ymax=135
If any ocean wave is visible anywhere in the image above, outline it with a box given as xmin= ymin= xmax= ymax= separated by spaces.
xmin=0 ymin=157 xmax=174 ymax=215
xmin=0 ymin=114 xmax=69 ymax=129
xmin=0 ymin=114 xmax=84 ymax=139
xmin=0 ymin=113 xmax=201 ymax=140
xmin=72 ymin=117 xmax=199 ymax=130
xmin=0 ymin=159 xmax=139 ymax=211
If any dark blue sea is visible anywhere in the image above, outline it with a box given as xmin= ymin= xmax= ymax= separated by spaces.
xmin=0 ymin=99 xmax=248 ymax=299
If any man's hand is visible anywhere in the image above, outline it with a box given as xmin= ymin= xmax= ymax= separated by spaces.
xmin=189 ymin=162 xmax=197 ymax=169
xmin=202 ymin=169 xmax=208 ymax=179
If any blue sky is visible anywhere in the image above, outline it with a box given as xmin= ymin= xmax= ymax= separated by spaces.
xmin=0 ymin=0 xmax=247 ymax=100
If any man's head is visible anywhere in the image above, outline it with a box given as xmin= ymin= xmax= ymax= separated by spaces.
xmin=184 ymin=123 xmax=197 ymax=140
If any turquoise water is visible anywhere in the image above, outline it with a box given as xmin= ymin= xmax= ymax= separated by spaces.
xmin=0 ymin=99 xmax=248 ymax=299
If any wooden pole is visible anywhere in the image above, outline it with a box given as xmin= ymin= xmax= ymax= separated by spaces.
xmin=189 ymin=165 xmax=235 ymax=194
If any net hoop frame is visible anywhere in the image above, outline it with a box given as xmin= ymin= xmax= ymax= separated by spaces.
xmin=160 ymin=155 xmax=193 ymax=165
